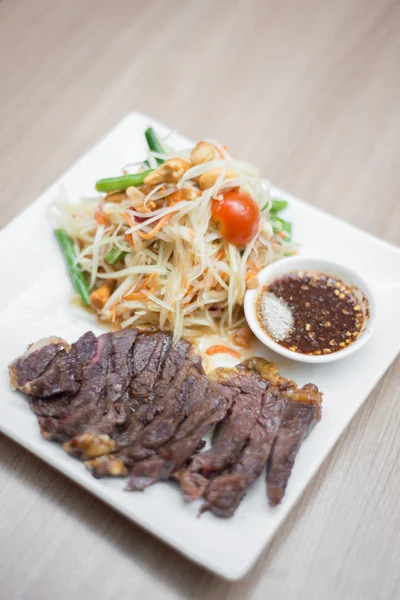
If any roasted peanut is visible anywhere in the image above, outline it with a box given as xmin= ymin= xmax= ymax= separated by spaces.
xmin=90 ymin=281 xmax=114 ymax=311
xmin=135 ymin=201 xmax=157 ymax=213
xmin=167 ymin=187 xmax=197 ymax=205
xmin=126 ymin=186 xmax=146 ymax=203
xmin=104 ymin=191 xmax=127 ymax=203
xmin=143 ymin=158 xmax=191 ymax=186
xmin=198 ymin=167 xmax=237 ymax=190
xmin=190 ymin=141 xmax=219 ymax=166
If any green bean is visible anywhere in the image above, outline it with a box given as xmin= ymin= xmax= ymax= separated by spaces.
xmin=95 ymin=170 xmax=153 ymax=193
xmin=261 ymin=198 xmax=288 ymax=213
xmin=272 ymin=216 xmax=292 ymax=242
xmin=105 ymin=247 xmax=127 ymax=265
xmin=270 ymin=199 xmax=288 ymax=213
xmin=145 ymin=127 xmax=165 ymax=165
xmin=54 ymin=229 xmax=91 ymax=305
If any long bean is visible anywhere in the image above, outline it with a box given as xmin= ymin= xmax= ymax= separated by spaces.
xmin=145 ymin=127 xmax=165 ymax=165
xmin=54 ymin=229 xmax=91 ymax=305
xmin=261 ymin=198 xmax=288 ymax=213
xmin=95 ymin=170 xmax=153 ymax=193
xmin=272 ymin=216 xmax=292 ymax=241
xmin=105 ymin=247 xmax=127 ymax=264
xmin=270 ymin=199 xmax=288 ymax=213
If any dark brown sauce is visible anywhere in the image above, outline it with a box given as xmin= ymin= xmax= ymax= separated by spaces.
xmin=257 ymin=271 xmax=366 ymax=355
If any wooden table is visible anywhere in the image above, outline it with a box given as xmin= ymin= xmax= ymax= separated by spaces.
xmin=1 ymin=0 xmax=399 ymax=598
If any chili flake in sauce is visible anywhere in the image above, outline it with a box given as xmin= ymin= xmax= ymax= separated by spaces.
xmin=256 ymin=271 xmax=365 ymax=355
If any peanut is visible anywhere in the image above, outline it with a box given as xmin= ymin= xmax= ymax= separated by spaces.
xmin=104 ymin=191 xmax=127 ymax=203
xmin=90 ymin=281 xmax=114 ymax=311
xmin=190 ymin=141 xmax=219 ymax=166
xmin=144 ymin=158 xmax=191 ymax=186
xmin=198 ymin=167 xmax=237 ymax=190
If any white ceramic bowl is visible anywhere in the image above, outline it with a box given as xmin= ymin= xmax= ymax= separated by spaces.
xmin=244 ymin=256 xmax=376 ymax=364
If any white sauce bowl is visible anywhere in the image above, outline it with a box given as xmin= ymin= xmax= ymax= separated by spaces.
xmin=244 ymin=256 xmax=376 ymax=364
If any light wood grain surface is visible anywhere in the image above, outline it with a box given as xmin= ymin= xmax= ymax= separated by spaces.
xmin=1 ymin=0 xmax=399 ymax=598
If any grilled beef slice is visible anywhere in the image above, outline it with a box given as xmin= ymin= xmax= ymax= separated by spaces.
xmin=102 ymin=329 xmax=139 ymax=420
xmin=63 ymin=330 xmax=139 ymax=459
xmin=127 ymin=369 xmax=209 ymax=489
xmin=88 ymin=360 xmax=198 ymax=478
xmin=9 ymin=333 xmax=323 ymax=515
xmin=200 ymin=388 xmax=283 ymax=517
xmin=28 ymin=333 xmax=98 ymax=418
xmin=84 ymin=337 xmax=193 ymax=475
xmin=128 ymin=379 xmax=233 ymax=491
xmin=187 ymin=370 xmax=267 ymax=475
xmin=113 ymin=335 xmax=189 ymax=447
xmin=267 ymin=384 xmax=322 ymax=507
xmin=128 ymin=333 xmax=170 ymax=408
xmin=73 ymin=332 xmax=175 ymax=462
xmin=174 ymin=369 xmax=267 ymax=501
xmin=9 ymin=337 xmax=70 ymax=391
xmin=38 ymin=333 xmax=113 ymax=442
xmin=125 ymin=366 xmax=207 ymax=464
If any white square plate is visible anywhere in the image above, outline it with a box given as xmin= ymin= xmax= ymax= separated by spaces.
xmin=0 ymin=112 xmax=399 ymax=580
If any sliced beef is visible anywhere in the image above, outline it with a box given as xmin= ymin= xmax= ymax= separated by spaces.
xmin=173 ymin=369 xmax=267 ymax=501
xmin=9 ymin=330 xmax=323 ymax=517
xmin=200 ymin=388 xmax=283 ymax=517
xmin=186 ymin=370 xmax=267 ymax=476
xmin=9 ymin=337 xmax=69 ymax=391
xmin=113 ymin=335 xmax=190 ymax=447
xmin=129 ymin=380 xmax=234 ymax=492
xmin=84 ymin=336 xmax=192 ymax=473
xmin=127 ymin=369 xmax=209 ymax=489
xmin=164 ymin=380 xmax=233 ymax=470
xmin=63 ymin=330 xmax=139 ymax=459
xmin=28 ymin=332 xmax=97 ymax=404
xmin=29 ymin=395 xmax=72 ymax=419
xmin=88 ymin=359 xmax=198 ymax=479
xmin=38 ymin=333 xmax=113 ymax=442
xmin=125 ymin=366 xmax=207 ymax=464
xmin=121 ymin=364 xmax=196 ymax=471
xmin=102 ymin=329 xmax=139 ymax=421
xmin=128 ymin=333 xmax=167 ymax=408
xmin=267 ymin=384 xmax=322 ymax=507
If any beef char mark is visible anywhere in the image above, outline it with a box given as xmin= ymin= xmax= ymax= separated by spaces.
xmin=129 ymin=380 xmax=234 ymax=492
xmin=102 ymin=329 xmax=139 ymax=425
xmin=200 ymin=388 xmax=283 ymax=517
xmin=266 ymin=384 xmax=322 ymax=507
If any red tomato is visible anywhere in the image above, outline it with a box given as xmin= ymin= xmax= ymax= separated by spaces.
xmin=211 ymin=190 xmax=260 ymax=246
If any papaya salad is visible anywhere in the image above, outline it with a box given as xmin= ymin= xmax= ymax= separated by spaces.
xmin=53 ymin=128 xmax=294 ymax=342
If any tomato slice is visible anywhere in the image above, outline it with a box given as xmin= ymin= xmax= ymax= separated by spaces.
xmin=211 ymin=190 xmax=260 ymax=246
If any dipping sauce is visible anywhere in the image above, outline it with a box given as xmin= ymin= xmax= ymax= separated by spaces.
xmin=256 ymin=271 xmax=367 ymax=355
